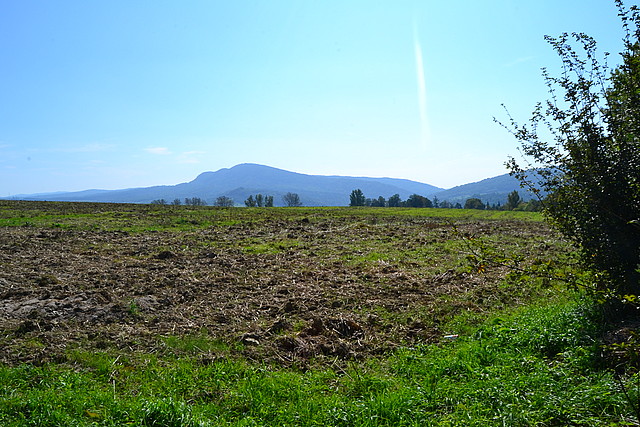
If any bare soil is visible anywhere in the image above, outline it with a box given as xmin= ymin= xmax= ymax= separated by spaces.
xmin=0 ymin=206 xmax=561 ymax=367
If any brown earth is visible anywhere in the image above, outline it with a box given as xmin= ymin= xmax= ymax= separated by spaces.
xmin=0 ymin=210 xmax=561 ymax=367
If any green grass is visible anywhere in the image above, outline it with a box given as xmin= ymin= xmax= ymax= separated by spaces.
xmin=0 ymin=201 xmax=542 ymax=232
xmin=0 ymin=295 xmax=636 ymax=426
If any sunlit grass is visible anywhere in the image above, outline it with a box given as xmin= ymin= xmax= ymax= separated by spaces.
xmin=0 ymin=295 xmax=635 ymax=426
xmin=0 ymin=201 xmax=542 ymax=232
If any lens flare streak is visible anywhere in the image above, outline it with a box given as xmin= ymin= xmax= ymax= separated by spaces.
xmin=413 ymin=24 xmax=430 ymax=150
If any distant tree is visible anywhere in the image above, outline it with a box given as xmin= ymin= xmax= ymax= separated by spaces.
xmin=405 ymin=194 xmax=433 ymax=208
xmin=432 ymin=196 xmax=440 ymax=208
xmin=440 ymin=200 xmax=453 ymax=209
xmin=244 ymin=194 xmax=273 ymax=207
xmin=370 ymin=196 xmax=386 ymax=207
xmin=505 ymin=190 xmax=522 ymax=211
xmin=151 ymin=199 xmax=167 ymax=205
xmin=405 ymin=194 xmax=421 ymax=208
xmin=454 ymin=202 xmax=463 ymax=209
xmin=283 ymin=192 xmax=302 ymax=207
xmin=185 ymin=197 xmax=206 ymax=206
xmin=349 ymin=189 xmax=366 ymax=207
xmin=214 ymin=196 xmax=234 ymax=207
xmin=464 ymin=198 xmax=485 ymax=210
xmin=171 ymin=198 xmax=182 ymax=206
xmin=387 ymin=194 xmax=402 ymax=207
xmin=523 ymin=199 xmax=543 ymax=212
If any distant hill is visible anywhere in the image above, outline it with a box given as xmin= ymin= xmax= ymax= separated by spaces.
xmin=432 ymin=173 xmax=538 ymax=206
xmin=7 ymin=163 xmax=445 ymax=206
xmin=5 ymin=163 xmax=539 ymax=207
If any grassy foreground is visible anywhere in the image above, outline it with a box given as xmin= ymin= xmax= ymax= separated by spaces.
xmin=0 ymin=297 xmax=635 ymax=426
xmin=0 ymin=202 xmax=636 ymax=425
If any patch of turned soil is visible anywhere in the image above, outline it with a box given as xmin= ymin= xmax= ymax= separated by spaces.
xmin=0 ymin=214 xmax=559 ymax=367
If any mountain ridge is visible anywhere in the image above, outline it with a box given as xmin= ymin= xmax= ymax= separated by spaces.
xmin=4 ymin=163 xmax=533 ymax=206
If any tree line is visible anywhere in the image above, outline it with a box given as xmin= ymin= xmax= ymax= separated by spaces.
xmin=245 ymin=192 xmax=302 ymax=207
xmin=150 ymin=192 xmax=304 ymax=208
xmin=151 ymin=190 xmax=540 ymax=211
xmin=150 ymin=197 xmax=209 ymax=206
xmin=349 ymin=189 xmax=437 ymax=208
xmin=348 ymin=189 xmax=541 ymax=211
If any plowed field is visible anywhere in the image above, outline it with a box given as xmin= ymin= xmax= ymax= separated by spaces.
xmin=0 ymin=201 xmax=564 ymax=367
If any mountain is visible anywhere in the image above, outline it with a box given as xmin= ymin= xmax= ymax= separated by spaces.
xmin=8 ymin=163 xmax=445 ymax=206
xmin=5 ymin=163 xmax=538 ymax=207
xmin=432 ymin=173 xmax=537 ymax=206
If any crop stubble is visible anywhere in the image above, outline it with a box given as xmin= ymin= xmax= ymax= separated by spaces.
xmin=0 ymin=203 xmax=562 ymax=367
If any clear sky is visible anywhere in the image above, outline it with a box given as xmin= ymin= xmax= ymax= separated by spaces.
xmin=0 ymin=1 xmax=629 ymax=196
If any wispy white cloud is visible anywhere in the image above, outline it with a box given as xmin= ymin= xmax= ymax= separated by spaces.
xmin=143 ymin=147 xmax=204 ymax=163
xmin=178 ymin=150 xmax=205 ymax=164
xmin=145 ymin=147 xmax=172 ymax=155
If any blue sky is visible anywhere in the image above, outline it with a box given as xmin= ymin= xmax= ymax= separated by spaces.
xmin=0 ymin=1 xmax=628 ymax=196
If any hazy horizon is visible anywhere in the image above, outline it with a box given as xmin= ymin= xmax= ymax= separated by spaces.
xmin=0 ymin=1 xmax=627 ymax=196
xmin=6 ymin=162 xmax=517 ymax=197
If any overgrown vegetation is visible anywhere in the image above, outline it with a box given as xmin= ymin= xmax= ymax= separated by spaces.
xmin=503 ymin=0 xmax=640 ymax=300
